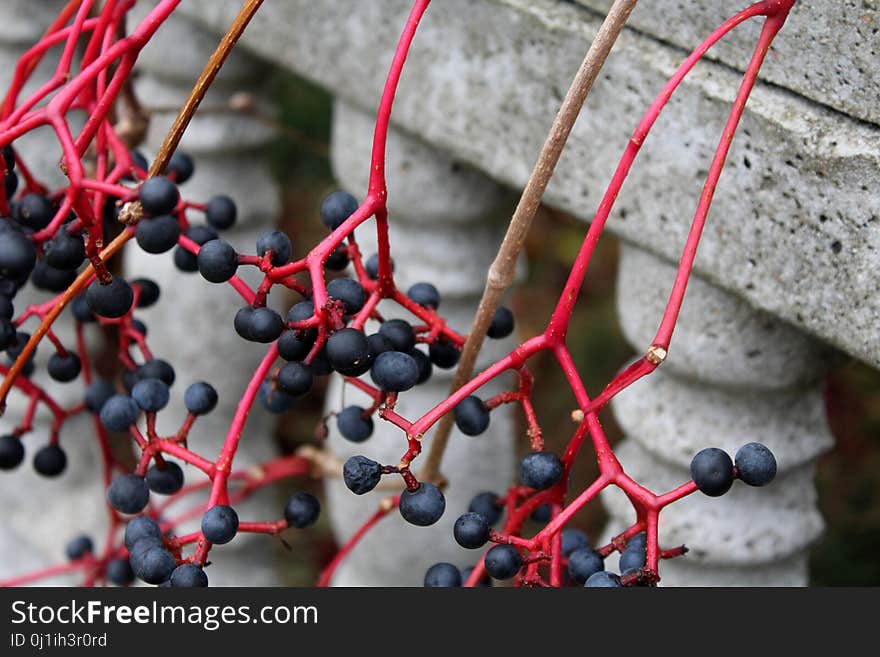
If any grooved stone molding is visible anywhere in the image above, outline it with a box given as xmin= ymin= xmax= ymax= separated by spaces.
xmin=576 ymin=0 xmax=880 ymax=125
xmin=599 ymin=244 xmax=834 ymax=586
xmin=125 ymin=2 xmax=283 ymax=586
xmin=322 ymin=101 xmax=519 ymax=586
xmin=178 ymin=0 xmax=880 ymax=368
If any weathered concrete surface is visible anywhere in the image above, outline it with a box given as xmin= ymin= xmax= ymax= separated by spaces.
xmin=577 ymin=0 xmax=880 ymax=126
xmin=178 ymin=0 xmax=880 ymax=369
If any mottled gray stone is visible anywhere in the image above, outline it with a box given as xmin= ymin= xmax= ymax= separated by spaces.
xmin=616 ymin=243 xmax=840 ymax=389
xmin=576 ymin=0 xmax=880 ymax=125
xmin=178 ymin=0 xmax=880 ymax=369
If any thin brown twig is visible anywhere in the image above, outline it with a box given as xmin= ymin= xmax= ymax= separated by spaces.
xmin=0 ymin=0 xmax=265 ymax=414
xmin=418 ymin=0 xmax=639 ymax=482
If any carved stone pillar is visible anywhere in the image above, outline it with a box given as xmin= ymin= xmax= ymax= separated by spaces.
xmin=600 ymin=243 xmax=836 ymax=586
xmin=127 ymin=4 xmax=283 ymax=585
xmin=322 ymin=100 xmax=519 ymax=585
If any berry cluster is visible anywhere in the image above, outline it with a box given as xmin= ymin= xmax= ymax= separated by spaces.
xmin=0 ymin=0 xmax=795 ymax=588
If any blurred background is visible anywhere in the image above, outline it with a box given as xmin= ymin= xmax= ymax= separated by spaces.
xmin=263 ymin=72 xmax=880 ymax=586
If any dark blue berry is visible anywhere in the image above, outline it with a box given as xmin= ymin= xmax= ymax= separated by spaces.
xmin=183 ymin=382 xmax=217 ymax=415
xmin=468 ymin=492 xmax=502 ymax=525
xmin=134 ymin=545 xmax=176 ymax=585
xmin=33 ymin=444 xmax=66 ymax=477
xmin=327 ymin=278 xmax=365 ymax=314
xmin=205 ymin=195 xmax=236 ymax=230
xmin=86 ymin=277 xmax=133 ymax=318
xmin=530 ymin=503 xmax=552 ymax=524
xmin=399 ymin=482 xmax=445 ymax=526
xmin=256 ymin=230 xmax=291 ymax=266
xmin=106 ymin=558 xmax=134 ymax=586
xmin=628 ymin=532 xmax=647 ymax=550
xmin=325 ymin=245 xmax=349 ymax=271
xmin=277 ymin=362 xmax=313 ymax=397
xmin=0 ymin=230 xmax=36 ymax=279
xmin=407 ymin=282 xmax=440 ymax=308
xmin=364 ymin=253 xmax=385 ymax=280
xmin=44 ymin=230 xmax=85 ymax=270
xmin=249 ymin=307 xmax=285 ymax=343
xmin=128 ymin=150 xmax=148 ymax=173
xmin=70 ymin=294 xmax=98 ymax=324
xmin=310 ymin=350 xmax=332 ymax=377
xmin=165 ymin=151 xmax=194 ymax=184
xmin=197 ymin=239 xmax=238 ymax=283
xmin=258 ymin=381 xmax=295 ymax=414
xmin=201 ymin=505 xmax=238 ymax=544
xmin=0 ymin=434 xmax=24 ymax=470
xmin=124 ymin=516 xmax=161 ymax=550
xmin=65 ymin=535 xmax=93 ymax=560
xmin=138 ymin=359 xmax=176 ymax=387
xmin=409 ymin=347 xmax=432 ymax=384
xmin=424 ymin=563 xmax=461 ymax=587
xmin=336 ymin=406 xmax=373 ymax=443
xmin=146 ymin=461 xmax=184 ymax=495
xmin=284 ymin=491 xmax=321 ymax=529
xmin=561 ymin=529 xmax=590 ymax=557
xmin=520 ymin=451 xmax=564 ymax=490
xmin=0 ymin=295 xmax=13 ymax=320
xmin=2 ymin=144 xmax=14 ymax=171
xmin=325 ymin=328 xmax=370 ymax=374
xmin=619 ymin=543 xmax=646 ymax=574
xmin=135 ymin=214 xmax=181 ymax=254
xmin=484 ymin=544 xmax=522 ymax=580
xmin=453 ymin=512 xmax=490 ymax=549
xmin=4 ymin=171 xmax=17 ymax=198
xmin=367 ymin=333 xmax=393 ymax=359
xmin=0 ymin=319 xmax=14 ymax=351
xmin=47 ymin=352 xmax=81 ymax=383
xmin=735 ymin=442 xmax=777 ymax=487
xmin=15 ymin=193 xmax=53 ymax=229
xmin=429 ymin=338 xmax=459 ymax=369
xmin=133 ymin=278 xmax=160 ymax=307
xmin=107 ymin=474 xmax=150 ymax=514
xmin=286 ymin=300 xmax=316 ymax=336
xmin=139 ymin=177 xmax=179 ymax=216
xmin=585 ymin=571 xmax=622 ymax=588
xmin=170 ymin=564 xmax=208 ymax=587
xmin=454 ymin=396 xmax=490 ymax=436
xmin=174 ymin=225 xmax=217 ymax=272
xmin=131 ymin=378 xmax=170 ymax=413
xmin=378 ymin=319 xmax=415 ymax=353
xmin=99 ymin=395 xmax=140 ymax=432
xmin=278 ymin=330 xmax=312 ymax=362
xmin=487 ymin=306 xmax=515 ymax=339
xmin=567 ymin=547 xmax=604 ymax=584
xmin=342 ymin=455 xmax=383 ymax=495
xmin=690 ymin=447 xmax=735 ymax=497
xmin=371 ymin=351 xmax=419 ymax=392
xmin=31 ymin=261 xmax=76 ymax=292
xmin=320 ymin=190 xmax=359 ymax=230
